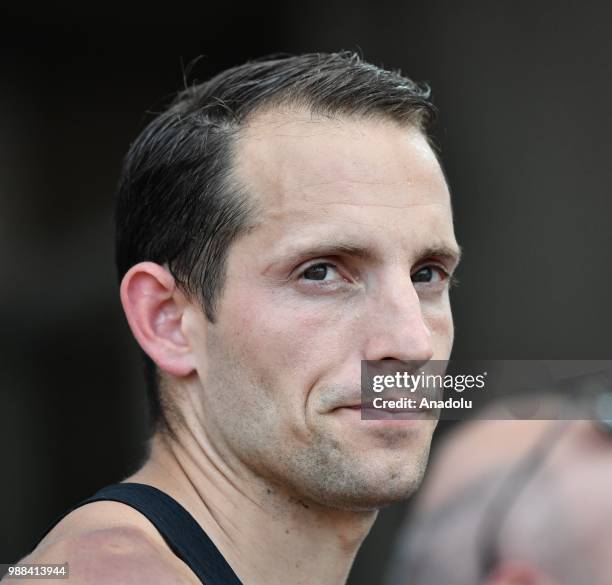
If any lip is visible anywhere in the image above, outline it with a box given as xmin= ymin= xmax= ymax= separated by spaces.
xmin=336 ymin=402 xmax=435 ymax=418
xmin=342 ymin=404 xmax=427 ymax=413
xmin=341 ymin=397 xmax=433 ymax=410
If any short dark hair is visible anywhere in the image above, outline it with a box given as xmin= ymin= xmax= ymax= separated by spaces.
xmin=114 ymin=51 xmax=437 ymax=432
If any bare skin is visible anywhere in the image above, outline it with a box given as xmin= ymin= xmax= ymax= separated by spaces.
xmin=18 ymin=109 xmax=460 ymax=584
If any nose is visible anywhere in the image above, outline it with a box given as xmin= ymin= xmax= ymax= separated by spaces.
xmin=363 ymin=276 xmax=434 ymax=367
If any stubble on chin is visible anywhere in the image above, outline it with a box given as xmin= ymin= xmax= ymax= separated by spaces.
xmin=259 ymin=425 xmax=434 ymax=512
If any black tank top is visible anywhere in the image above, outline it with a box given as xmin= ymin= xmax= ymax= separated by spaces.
xmin=36 ymin=483 xmax=243 ymax=585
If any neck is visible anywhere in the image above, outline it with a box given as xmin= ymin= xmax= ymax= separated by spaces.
xmin=127 ymin=422 xmax=377 ymax=585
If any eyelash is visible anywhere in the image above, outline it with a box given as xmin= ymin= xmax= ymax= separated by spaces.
xmin=412 ymin=265 xmax=452 ymax=285
xmin=296 ymin=261 xmax=455 ymax=287
xmin=297 ymin=262 xmax=347 ymax=285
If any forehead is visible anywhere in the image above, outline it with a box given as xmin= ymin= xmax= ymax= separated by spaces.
xmin=233 ymin=109 xmax=456 ymax=259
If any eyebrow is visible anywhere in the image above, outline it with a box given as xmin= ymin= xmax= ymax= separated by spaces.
xmin=415 ymin=243 xmax=463 ymax=268
xmin=267 ymin=239 xmax=462 ymax=270
xmin=282 ymin=241 xmax=377 ymax=262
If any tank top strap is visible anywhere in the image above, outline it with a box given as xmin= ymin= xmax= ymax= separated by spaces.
xmin=36 ymin=482 xmax=243 ymax=585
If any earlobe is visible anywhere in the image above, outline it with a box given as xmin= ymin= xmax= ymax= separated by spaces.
xmin=120 ymin=262 xmax=197 ymax=377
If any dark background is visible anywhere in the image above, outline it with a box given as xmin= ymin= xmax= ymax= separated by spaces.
xmin=1 ymin=3 xmax=611 ymax=583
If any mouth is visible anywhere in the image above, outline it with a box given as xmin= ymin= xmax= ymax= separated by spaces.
xmin=336 ymin=401 xmax=435 ymax=418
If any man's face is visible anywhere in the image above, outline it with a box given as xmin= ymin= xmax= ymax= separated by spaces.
xmin=187 ymin=109 xmax=460 ymax=510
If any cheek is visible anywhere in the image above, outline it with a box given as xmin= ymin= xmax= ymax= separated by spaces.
xmin=423 ymin=297 xmax=454 ymax=353
xmin=221 ymin=288 xmax=342 ymax=385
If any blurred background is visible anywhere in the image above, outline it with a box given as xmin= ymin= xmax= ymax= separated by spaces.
xmin=1 ymin=2 xmax=611 ymax=582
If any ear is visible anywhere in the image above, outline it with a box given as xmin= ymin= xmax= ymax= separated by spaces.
xmin=486 ymin=562 xmax=560 ymax=585
xmin=120 ymin=262 xmax=198 ymax=377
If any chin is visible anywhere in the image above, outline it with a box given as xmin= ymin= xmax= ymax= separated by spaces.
xmin=265 ymin=426 xmax=433 ymax=512
xmin=296 ymin=456 xmax=430 ymax=512
xmin=338 ymin=488 xmax=422 ymax=512
xmin=315 ymin=476 xmax=425 ymax=512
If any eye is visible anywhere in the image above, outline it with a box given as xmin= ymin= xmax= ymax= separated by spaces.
xmin=300 ymin=262 xmax=341 ymax=281
xmin=411 ymin=265 xmax=448 ymax=284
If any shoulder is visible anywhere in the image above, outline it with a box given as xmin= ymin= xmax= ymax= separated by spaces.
xmin=19 ymin=526 xmax=198 ymax=584
xmin=16 ymin=503 xmax=199 ymax=585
